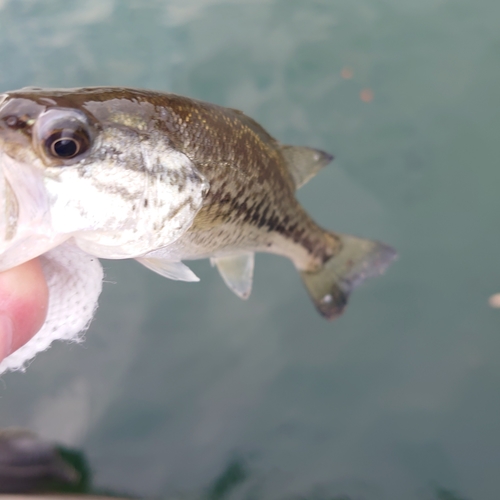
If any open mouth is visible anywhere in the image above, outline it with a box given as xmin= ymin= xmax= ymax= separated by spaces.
xmin=3 ymin=175 xmax=19 ymax=242
xmin=0 ymin=151 xmax=66 ymax=270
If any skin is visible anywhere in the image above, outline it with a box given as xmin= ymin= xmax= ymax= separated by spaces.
xmin=0 ymin=259 xmax=48 ymax=361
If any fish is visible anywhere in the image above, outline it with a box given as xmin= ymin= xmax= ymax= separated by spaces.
xmin=0 ymin=87 xmax=395 ymax=368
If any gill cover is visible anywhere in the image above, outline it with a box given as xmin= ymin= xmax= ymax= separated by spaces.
xmin=40 ymin=113 xmax=210 ymax=259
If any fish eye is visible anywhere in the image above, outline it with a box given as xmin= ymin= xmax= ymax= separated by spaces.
xmin=5 ymin=116 xmax=18 ymax=127
xmin=34 ymin=108 xmax=94 ymax=165
xmin=45 ymin=129 xmax=89 ymax=159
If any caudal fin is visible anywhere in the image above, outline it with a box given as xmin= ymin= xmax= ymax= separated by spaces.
xmin=300 ymin=234 xmax=397 ymax=320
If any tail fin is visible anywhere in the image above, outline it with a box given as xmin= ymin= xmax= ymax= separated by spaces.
xmin=300 ymin=234 xmax=397 ymax=320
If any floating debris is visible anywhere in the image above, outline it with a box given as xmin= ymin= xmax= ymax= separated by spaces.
xmin=341 ymin=67 xmax=353 ymax=79
xmin=488 ymin=293 xmax=500 ymax=308
xmin=360 ymin=88 xmax=374 ymax=102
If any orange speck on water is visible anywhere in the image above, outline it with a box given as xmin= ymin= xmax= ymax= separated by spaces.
xmin=489 ymin=293 xmax=500 ymax=308
xmin=360 ymin=88 xmax=374 ymax=102
xmin=341 ymin=67 xmax=353 ymax=79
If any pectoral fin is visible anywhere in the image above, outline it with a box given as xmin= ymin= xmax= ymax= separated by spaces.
xmin=211 ymin=253 xmax=255 ymax=299
xmin=136 ymin=257 xmax=199 ymax=282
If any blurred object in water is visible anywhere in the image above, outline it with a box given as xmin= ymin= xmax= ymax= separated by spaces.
xmin=0 ymin=428 xmax=81 ymax=493
xmin=360 ymin=88 xmax=374 ymax=103
xmin=341 ymin=67 xmax=353 ymax=79
xmin=488 ymin=293 xmax=500 ymax=308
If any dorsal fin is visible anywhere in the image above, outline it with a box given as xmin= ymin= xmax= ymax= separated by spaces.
xmin=280 ymin=145 xmax=333 ymax=189
xmin=210 ymin=252 xmax=255 ymax=299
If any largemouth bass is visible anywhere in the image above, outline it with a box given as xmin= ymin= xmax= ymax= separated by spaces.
xmin=0 ymin=87 xmax=395 ymax=370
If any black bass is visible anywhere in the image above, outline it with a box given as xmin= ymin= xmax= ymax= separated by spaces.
xmin=0 ymin=87 xmax=395 ymax=321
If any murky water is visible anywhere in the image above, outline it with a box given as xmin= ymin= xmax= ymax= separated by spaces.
xmin=1 ymin=1 xmax=499 ymax=499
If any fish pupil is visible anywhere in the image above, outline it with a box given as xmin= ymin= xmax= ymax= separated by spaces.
xmin=5 ymin=116 xmax=18 ymax=127
xmin=52 ymin=137 xmax=79 ymax=158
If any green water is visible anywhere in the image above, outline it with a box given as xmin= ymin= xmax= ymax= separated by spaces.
xmin=1 ymin=1 xmax=499 ymax=499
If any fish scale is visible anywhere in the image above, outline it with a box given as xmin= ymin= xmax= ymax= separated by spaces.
xmin=156 ymin=97 xmax=329 ymax=264
xmin=0 ymin=86 xmax=396 ymax=331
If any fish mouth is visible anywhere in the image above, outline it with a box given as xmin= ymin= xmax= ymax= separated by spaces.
xmin=3 ymin=175 xmax=19 ymax=242
xmin=0 ymin=149 xmax=65 ymax=270
xmin=0 ymin=95 xmax=76 ymax=268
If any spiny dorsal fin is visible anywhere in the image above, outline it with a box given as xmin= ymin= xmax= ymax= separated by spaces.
xmin=280 ymin=145 xmax=333 ymax=189
xmin=136 ymin=257 xmax=199 ymax=282
xmin=210 ymin=253 xmax=255 ymax=299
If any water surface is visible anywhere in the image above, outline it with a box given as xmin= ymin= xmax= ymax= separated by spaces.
xmin=0 ymin=1 xmax=499 ymax=499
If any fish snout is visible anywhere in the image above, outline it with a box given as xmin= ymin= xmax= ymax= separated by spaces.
xmin=0 ymin=151 xmax=60 ymax=270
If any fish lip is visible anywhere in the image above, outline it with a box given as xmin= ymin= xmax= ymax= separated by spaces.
xmin=0 ymin=151 xmax=57 ymax=268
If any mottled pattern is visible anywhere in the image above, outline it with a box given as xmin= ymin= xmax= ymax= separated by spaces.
xmin=153 ymin=93 xmax=340 ymax=269
xmin=1 ymin=87 xmax=340 ymax=271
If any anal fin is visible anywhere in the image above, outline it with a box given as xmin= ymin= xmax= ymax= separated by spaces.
xmin=211 ymin=253 xmax=255 ymax=299
xmin=136 ymin=257 xmax=199 ymax=282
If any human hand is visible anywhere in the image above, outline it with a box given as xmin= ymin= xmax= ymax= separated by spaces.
xmin=0 ymin=259 xmax=49 ymax=362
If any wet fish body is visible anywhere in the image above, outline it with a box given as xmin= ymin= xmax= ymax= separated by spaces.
xmin=0 ymin=87 xmax=395 ymax=320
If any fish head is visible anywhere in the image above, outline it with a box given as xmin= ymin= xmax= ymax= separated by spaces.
xmin=0 ymin=87 xmax=209 ymax=269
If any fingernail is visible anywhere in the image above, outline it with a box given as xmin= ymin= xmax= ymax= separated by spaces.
xmin=0 ymin=314 xmax=13 ymax=361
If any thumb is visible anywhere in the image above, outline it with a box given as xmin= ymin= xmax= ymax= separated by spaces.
xmin=0 ymin=259 xmax=49 ymax=362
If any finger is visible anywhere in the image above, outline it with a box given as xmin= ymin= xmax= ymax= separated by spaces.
xmin=0 ymin=259 xmax=49 ymax=361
